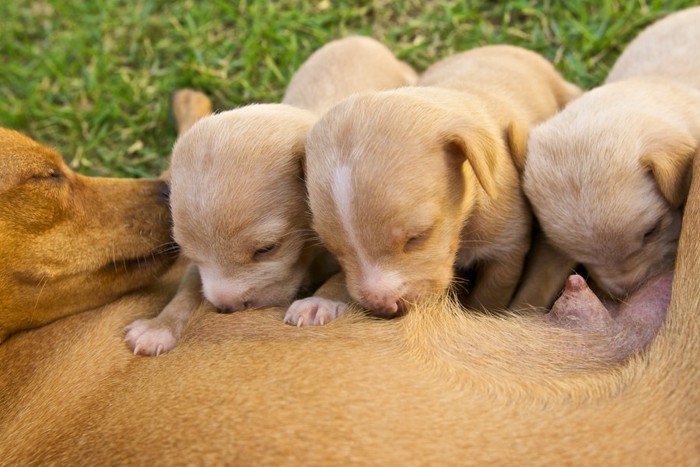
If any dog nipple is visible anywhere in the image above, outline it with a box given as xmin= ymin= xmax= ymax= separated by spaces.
xmin=546 ymin=274 xmax=613 ymax=329
xmin=564 ymin=274 xmax=587 ymax=293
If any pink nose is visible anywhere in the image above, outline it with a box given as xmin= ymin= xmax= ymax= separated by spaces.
xmin=214 ymin=300 xmax=253 ymax=314
xmin=360 ymin=290 xmax=402 ymax=317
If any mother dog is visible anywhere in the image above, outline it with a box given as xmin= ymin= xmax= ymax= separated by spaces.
xmin=2 ymin=29 xmax=699 ymax=467
xmin=0 ymin=116 xmax=698 ymax=465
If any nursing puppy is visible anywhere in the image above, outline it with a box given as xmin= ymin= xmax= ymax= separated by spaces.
xmin=285 ymin=45 xmax=581 ymax=325
xmin=523 ymin=6 xmax=700 ymax=298
xmin=125 ymin=36 xmax=417 ymax=355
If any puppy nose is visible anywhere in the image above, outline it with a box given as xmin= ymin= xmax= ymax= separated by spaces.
xmin=596 ymin=272 xmax=638 ymax=298
xmin=215 ymin=300 xmax=253 ymax=314
xmin=361 ymin=291 xmax=402 ymax=317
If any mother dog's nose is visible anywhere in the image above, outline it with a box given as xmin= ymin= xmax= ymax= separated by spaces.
xmin=153 ymin=180 xmax=170 ymax=203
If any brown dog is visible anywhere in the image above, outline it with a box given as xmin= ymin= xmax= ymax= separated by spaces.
xmin=0 ymin=135 xmax=697 ymax=465
xmin=0 ymin=128 xmax=177 ymax=343
xmin=124 ymin=36 xmax=417 ymax=355
xmin=284 ymin=45 xmax=580 ymax=325
xmin=524 ymin=7 xmax=700 ymax=298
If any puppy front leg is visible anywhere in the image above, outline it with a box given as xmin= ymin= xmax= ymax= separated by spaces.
xmin=509 ymin=234 xmax=576 ymax=310
xmin=464 ymin=252 xmax=526 ymax=311
xmin=284 ymin=272 xmax=352 ymax=326
xmin=124 ymin=263 xmax=203 ymax=356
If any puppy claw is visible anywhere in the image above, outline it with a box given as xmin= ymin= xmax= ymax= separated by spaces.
xmin=123 ymin=321 xmax=139 ymax=333
xmin=124 ymin=318 xmax=178 ymax=356
xmin=284 ymin=297 xmax=348 ymax=327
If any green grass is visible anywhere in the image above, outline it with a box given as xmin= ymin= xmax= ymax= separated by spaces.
xmin=0 ymin=0 xmax=696 ymax=177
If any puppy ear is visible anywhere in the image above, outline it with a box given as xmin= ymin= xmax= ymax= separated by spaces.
xmin=504 ymin=122 xmax=529 ymax=174
xmin=640 ymin=133 xmax=696 ymax=208
xmin=441 ymin=125 xmax=500 ymax=199
xmin=289 ymin=139 xmax=307 ymax=185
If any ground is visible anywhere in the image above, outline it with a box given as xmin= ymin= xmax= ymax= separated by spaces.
xmin=0 ymin=0 xmax=696 ymax=177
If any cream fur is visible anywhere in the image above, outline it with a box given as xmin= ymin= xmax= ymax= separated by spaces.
xmin=3 ymin=17 xmax=699 ymax=463
xmin=523 ymin=7 xmax=700 ymax=298
xmin=285 ymin=45 xmax=581 ymax=325
xmin=606 ymin=7 xmax=700 ymax=89
xmin=125 ymin=37 xmax=418 ymax=355
xmin=282 ymin=35 xmax=418 ymax=115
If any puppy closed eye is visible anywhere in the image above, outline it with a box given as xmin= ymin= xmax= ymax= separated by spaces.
xmin=404 ymin=227 xmax=434 ymax=252
xmin=643 ymin=219 xmax=662 ymax=243
xmin=253 ymin=242 xmax=280 ymax=260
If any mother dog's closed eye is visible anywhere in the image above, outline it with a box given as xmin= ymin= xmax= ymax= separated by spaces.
xmin=0 ymin=128 xmax=177 ymax=342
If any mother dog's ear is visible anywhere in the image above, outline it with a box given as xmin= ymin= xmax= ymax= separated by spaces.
xmin=640 ymin=131 xmax=696 ymax=208
xmin=440 ymin=122 xmax=501 ymax=199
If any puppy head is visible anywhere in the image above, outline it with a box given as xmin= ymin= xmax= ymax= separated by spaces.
xmin=170 ymin=104 xmax=317 ymax=312
xmin=0 ymin=128 xmax=175 ymax=341
xmin=305 ymin=90 xmax=504 ymax=316
xmin=524 ymin=98 xmax=694 ymax=297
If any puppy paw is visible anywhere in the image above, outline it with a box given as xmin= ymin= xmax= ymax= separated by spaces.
xmin=283 ymin=297 xmax=348 ymax=326
xmin=124 ymin=319 xmax=179 ymax=356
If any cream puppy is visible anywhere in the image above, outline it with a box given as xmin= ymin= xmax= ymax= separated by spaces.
xmin=282 ymin=35 xmax=417 ymax=115
xmin=605 ymin=7 xmax=700 ymax=90
xmin=125 ymin=36 xmax=417 ymax=355
xmin=523 ymin=7 xmax=700 ymax=298
xmin=285 ymin=45 xmax=581 ymax=325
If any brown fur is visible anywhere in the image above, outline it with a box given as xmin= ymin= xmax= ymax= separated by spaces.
xmin=284 ymin=45 xmax=580 ymax=325
xmin=2 ymin=25 xmax=698 ymax=463
xmin=0 ymin=138 xmax=698 ymax=465
xmin=524 ymin=7 xmax=700 ymax=298
xmin=125 ymin=36 xmax=417 ymax=355
xmin=0 ymin=129 xmax=176 ymax=343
